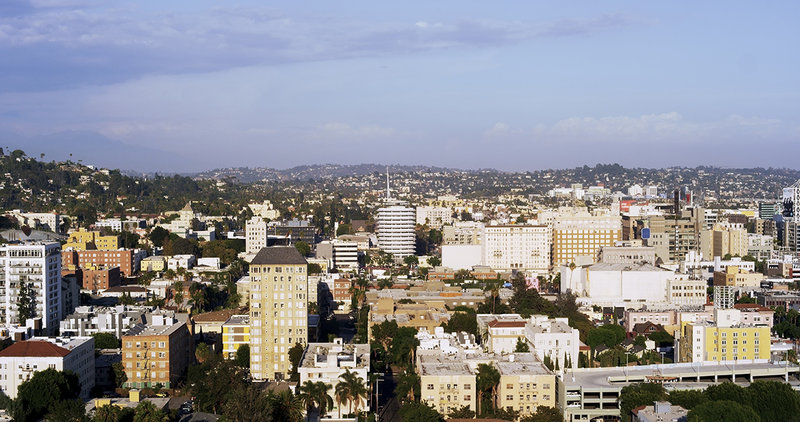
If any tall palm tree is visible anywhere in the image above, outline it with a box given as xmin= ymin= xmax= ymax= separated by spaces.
xmin=335 ymin=369 xmax=368 ymax=416
xmin=298 ymin=381 xmax=334 ymax=421
xmin=267 ymin=390 xmax=304 ymax=422
xmin=476 ymin=363 xmax=500 ymax=416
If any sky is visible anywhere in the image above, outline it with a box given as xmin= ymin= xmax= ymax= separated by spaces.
xmin=0 ymin=0 xmax=798 ymax=172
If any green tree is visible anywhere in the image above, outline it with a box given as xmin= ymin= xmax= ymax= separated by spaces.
xmin=267 ymin=390 xmax=304 ymax=422
xmin=45 ymin=399 xmax=89 ymax=422
xmin=93 ymin=404 xmax=134 ymax=422
xmin=395 ymin=372 xmax=420 ymax=403
xmin=17 ymin=281 xmax=34 ymax=323
xmin=399 ymin=401 xmax=444 ymax=422
xmin=744 ymin=381 xmax=800 ymax=422
xmin=112 ymin=362 xmax=127 ymax=388
xmin=92 ymin=332 xmax=120 ymax=349
xmin=235 ymin=344 xmax=250 ymax=368
xmin=133 ymin=400 xmax=169 ymax=422
xmin=667 ymin=389 xmax=707 ymax=410
xmin=428 ymin=256 xmax=441 ymax=267
xmin=619 ymin=383 xmax=667 ymax=422
xmin=288 ymin=342 xmax=305 ymax=382
xmin=519 ymin=406 xmax=563 ymax=422
xmin=298 ymin=381 xmax=334 ymax=419
xmin=188 ymin=357 xmax=249 ymax=414
xmin=403 ymin=255 xmax=419 ymax=267
xmin=195 ymin=342 xmax=212 ymax=363
xmin=688 ymin=400 xmax=760 ymax=422
xmin=148 ymin=227 xmax=170 ymax=247
xmin=448 ymin=405 xmax=475 ymax=419
xmin=294 ymin=241 xmax=311 ymax=257
xmin=443 ymin=310 xmax=478 ymax=337
xmin=514 ymin=337 xmax=530 ymax=353
xmin=12 ymin=368 xmax=80 ymax=422
xmin=220 ymin=386 xmax=273 ymax=422
xmin=476 ymin=363 xmax=500 ymax=415
xmin=308 ymin=263 xmax=323 ymax=274
xmin=335 ymin=369 xmax=368 ymax=416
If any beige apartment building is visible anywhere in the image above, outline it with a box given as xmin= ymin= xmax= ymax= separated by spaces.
xmin=496 ymin=360 xmax=557 ymax=416
xmin=551 ymin=209 xmax=621 ymax=267
xmin=420 ymin=361 xmax=476 ymax=416
xmin=248 ymin=247 xmax=309 ymax=381
xmin=482 ymin=225 xmax=551 ymax=273
xmin=700 ymin=221 xmax=748 ymax=260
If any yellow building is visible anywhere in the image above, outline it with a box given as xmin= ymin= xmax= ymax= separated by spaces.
xmin=496 ymin=360 xmax=557 ymax=417
xmin=222 ymin=315 xmax=250 ymax=359
xmin=713 ymin=266 xmax=765 ymax=288
xmin=420 ymin=361 xmax=476 ymax=416
xmin=367 ymin=298 xmax=450 ymax=341
xmin=700 ymin=221 xmax=748 ymax=259
xmin=249 ymin=247 xmax=309 ymax=381
xmin=679 ymin=309 xmax=770 ymax=363
xmin=551 ymin=209 xmax=621 ymax=267
xmin=64 ymin=229 xmax=119 ymax=251
xmin=141 ymin=256 xmax=167 ymax=272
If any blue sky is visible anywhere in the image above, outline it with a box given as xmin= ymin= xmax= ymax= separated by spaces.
xmin=0 ymin=0 xmax=798 ymax=172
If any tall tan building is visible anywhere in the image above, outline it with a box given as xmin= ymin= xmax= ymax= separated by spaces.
xmin=551 ymin=209 xmax=621 ymax=267
xmin=248 ymin=247 xmax=309 ymax=381
xmin=700 ymin=221 xmax=748 ymax=259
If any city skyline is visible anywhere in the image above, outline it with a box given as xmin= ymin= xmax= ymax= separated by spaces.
xmin=0 ymin=1 xmax=798 ymax=172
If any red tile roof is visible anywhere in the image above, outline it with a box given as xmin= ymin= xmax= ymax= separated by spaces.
xmin=0 ymin=340 xmax=70 ymax=358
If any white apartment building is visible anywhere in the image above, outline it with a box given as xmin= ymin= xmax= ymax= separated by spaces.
xmin=167 ymin=254 xmax=196 ymax=271
xmin=60 ymin=305 xmax=149 ymax=339
xmin=376 ymin=201 xmax=416 ymax=258
xmin=6 ymin=210 xmax=61 ymax=233
xmin=482 ymin=225 xmax=551 ymax=273
xmin=416 ymin=206 xmax=453 ymax=229
xmin=0 ymin=242 xmax=62 ymax=334
xmin=667 ymin=276 xmax=707 ymax=308
xmin=332 ymin=240 xmax=359 ymax=271
xmin=248 ymin=200 xmax=281 ymax=220
xmin=298 ymin=339 xmax=370 ymax=416
xmin=747 ymin=233 xmax=774 ymax=261
xmin=442 ymin=221 xmax=484 ymax=246
xmin=0 ymin=336 xmax=95 ymax=399
xmin=245 ymin=217 xmax=269 ymax=255
xmin=481 ymin=314 xmax=580 ymax=371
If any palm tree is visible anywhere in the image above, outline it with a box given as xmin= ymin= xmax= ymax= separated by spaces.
xmin=476 ymin=363 xmax=500 ymax=416
xmin=267 ymin=390 xmax=304 ymax=422
xmin=335 ymin=369 xmax=368 ymax=416
xmin=298 ymin=381 xmax=333 ymax=421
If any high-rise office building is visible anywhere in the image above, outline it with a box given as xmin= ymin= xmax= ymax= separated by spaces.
xmin=375 ymin=170 xmax=416 ymax=258
xmin=249 ymin=247 xmax=309 ymax=381
xmin=0 ymin=242 xmax=62 ymax=334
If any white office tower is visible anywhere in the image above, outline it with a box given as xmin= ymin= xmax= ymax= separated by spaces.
xmin=376 ymin=169 xmax=416 ymax=258
xmin=0 ymin=242 xmax=62 ymax=334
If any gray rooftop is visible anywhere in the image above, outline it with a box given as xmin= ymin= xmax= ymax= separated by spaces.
xmin=251 ymin=246 xmax=308 ymax=265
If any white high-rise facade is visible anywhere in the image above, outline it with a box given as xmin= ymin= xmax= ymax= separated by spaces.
xmin=482 ymin=225 xmax=551 ymax=273
xmin=376 ymin=169 xmax=416 ymax=258
xmin=0 ymin=242 xmax=62 ymax=334
xmin=376 ymin=202 xmax=416 ymax=258
xmin=245 ymin=217 xmax=268 ymax=255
